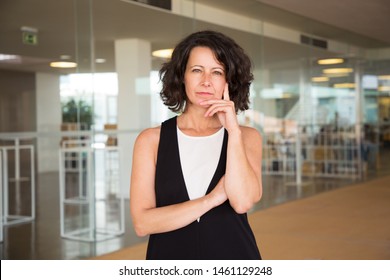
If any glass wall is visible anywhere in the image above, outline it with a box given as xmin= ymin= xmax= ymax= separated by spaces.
xmin=0 ymin=0 xmax=389 ymax=259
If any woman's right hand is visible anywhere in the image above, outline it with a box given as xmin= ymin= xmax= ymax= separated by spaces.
xmin=208 ymin=176 xmax=228 ymax=207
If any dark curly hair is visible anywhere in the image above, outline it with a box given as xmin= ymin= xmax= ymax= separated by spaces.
xmin=159 ymin=30 xmax=253 ymax=113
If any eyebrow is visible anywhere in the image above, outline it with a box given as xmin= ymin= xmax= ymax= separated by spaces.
xmin=189 ymin=65 xmax=225 ymax=71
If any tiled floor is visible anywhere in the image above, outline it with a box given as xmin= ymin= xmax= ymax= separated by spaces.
xmin=1 ymin=148 xmax=389 ymax=260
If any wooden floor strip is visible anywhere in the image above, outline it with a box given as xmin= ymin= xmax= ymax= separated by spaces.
xmin=92 ymin=175 xmax=390 ymax=260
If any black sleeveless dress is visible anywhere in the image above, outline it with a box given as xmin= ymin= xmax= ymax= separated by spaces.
xmin=146 ymin=116 xmax=261 ymax=260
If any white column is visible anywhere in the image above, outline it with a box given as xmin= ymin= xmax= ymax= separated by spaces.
xmin=299 ymin=59 xmax=312 ymax=126
xmin=36 ymin=73 xmax=61 ymax=172
xmin=115 ymin=38 xmax=151 ymax=198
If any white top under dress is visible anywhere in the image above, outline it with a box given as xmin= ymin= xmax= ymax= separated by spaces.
xmin=177 ymin=126 xmax=224 ymax=202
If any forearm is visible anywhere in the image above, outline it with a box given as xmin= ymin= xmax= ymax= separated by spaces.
xmin=225 ymin=129 xmax=262 ymax=213
xmin=132 ymin=193 xmax=218 ymax=237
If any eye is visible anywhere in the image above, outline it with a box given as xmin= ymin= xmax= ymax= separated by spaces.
xmin=191 ymin=68 xmax=202 ymax=73
xmin=213 ymin=70 xmax=224 ymax=76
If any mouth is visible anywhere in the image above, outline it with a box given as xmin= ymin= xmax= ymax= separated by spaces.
xmin=196 ymin=92 xmax=213 ymax=96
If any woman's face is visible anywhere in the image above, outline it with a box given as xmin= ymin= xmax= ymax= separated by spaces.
xmin=183 ymin=46 xmax=226 ymax=106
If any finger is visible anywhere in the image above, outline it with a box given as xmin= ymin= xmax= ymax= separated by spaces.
xmin=204 ymin=100 xmax=235 ymax=114
xmin=199 ymin=98 xmax=222 ymax=105
xmin=200 ymin=100 xmax=230 ymax=110
xmin=200 ymin=99 xmax=227 ymax=106
xmin=204 ymin=104 xmax=229 ymax=117
xmin=223 ymin=83 xmax=230 ymax=101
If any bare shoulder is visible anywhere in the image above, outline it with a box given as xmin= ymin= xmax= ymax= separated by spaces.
xmin=240 ymin=126 xmax=263 ymax=162
xmin=240 ymin=126 xmax=263 ymax=145
xmin=136 ymin=126 xmax=160 ymax=141
xmin=134 ymin=126 xmax=161 ymax=151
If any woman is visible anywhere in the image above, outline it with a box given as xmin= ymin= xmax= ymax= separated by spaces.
xmin=130 ymin=30 xmax=263 ymax=260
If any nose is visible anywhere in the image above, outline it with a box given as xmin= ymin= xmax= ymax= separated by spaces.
xmin=201 ymin=73 xmax=211 ymax=86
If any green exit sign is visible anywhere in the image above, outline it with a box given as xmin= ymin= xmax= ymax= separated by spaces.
xmin=22 ymin=32 xmax=38 ymax=45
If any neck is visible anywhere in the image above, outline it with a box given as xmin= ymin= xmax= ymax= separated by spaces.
xmin=178 ymin=108 xmax=222 ymax=136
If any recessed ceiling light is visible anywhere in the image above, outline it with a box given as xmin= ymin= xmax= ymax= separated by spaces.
xmin=95 ymin=58 xmax=106 ymax=63
xmin=50 ymin=61 xmax=77 ymax=68
xmin=317 ymin=58 xmax=344 ymax=65
xmin=323 ymin=68 xmax=353 ymax=74
xmin=311 ymin=76 xmax=329 ymax=82
xmin=334 ymin=83 xmax=355 ymax=89
xmin=378 ymin=75 xmax=390 ymax=80
xmin=378 ymin=86 xmax=390 ymax=92
xmin=0 ymin=54 xmax=21 ymax=61
xmin=323 ymin=73 xmax=351 ymax=78
xmin=152 ymin=48 xmax=173 ymax=58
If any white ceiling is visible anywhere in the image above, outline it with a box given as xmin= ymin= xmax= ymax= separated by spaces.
xmin=0 ymin=0 xmax=389 ymax=74
xmin=197 ymin=0 xmax=390 ymax=47
xmin=256 ymin=0 xmax=390 ymax=45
